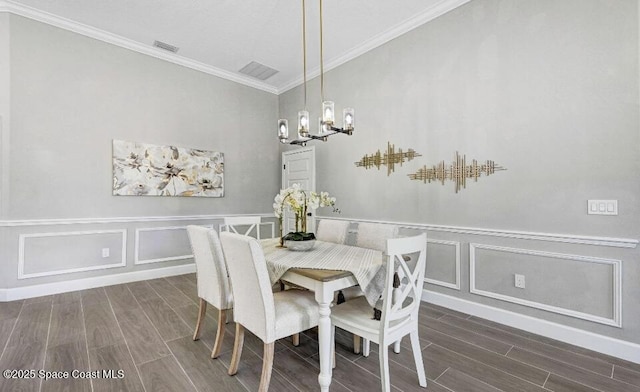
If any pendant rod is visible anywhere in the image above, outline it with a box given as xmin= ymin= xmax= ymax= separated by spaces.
xmin=319 ymin=0 xmax=324 ymax=103
xmin=302 ymin=0 xmax=307 ymax=109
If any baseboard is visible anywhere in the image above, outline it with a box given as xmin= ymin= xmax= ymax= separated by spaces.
xmin=422 ymin=290 xmax=640 ymax=365
xmin=0 ymin=263 xmax=196 ymax=301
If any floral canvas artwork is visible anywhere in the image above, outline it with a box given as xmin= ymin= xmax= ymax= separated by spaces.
xmin=112 ymin=140 xmax=224 ymax=197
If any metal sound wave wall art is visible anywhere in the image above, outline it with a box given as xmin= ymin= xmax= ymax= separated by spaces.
xmin=354 ymin=142 xmax=422 ymax=176
xmin=112 ymin=140 xmax=224 ymax=197
xmin=408 ymin=151 xmax=505 ymax=193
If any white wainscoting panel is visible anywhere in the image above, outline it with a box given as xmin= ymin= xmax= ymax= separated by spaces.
xmin=134 ymin=225 xmax=212 ymax=265
xmin=18 ymin=229 xmax=127 ymax=279
xmin=425 ymin=239 xmax=461 ymax=290
xmin=469 ymin=243 xmax=622 ymax=328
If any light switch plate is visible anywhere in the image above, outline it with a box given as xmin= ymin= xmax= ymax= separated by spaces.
xmin=587 ymin=200 xmax=618 ymax=215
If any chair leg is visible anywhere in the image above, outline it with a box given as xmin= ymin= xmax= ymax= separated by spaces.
xmin=353 ymin=335 xmax=361 ymax=354
xmin=292 ymin=333 xmax=300 ymax=347
xmin=363 ymin=339 xmax=370 ymax=357
xmin=259 ymin=342 xmax=275 ymax=392
xmin=379 ymin=343 xmax=391 ymax=392
xmin=393 ymin=339 xmax=401 ymax=354
xmin=211 ymin=308 xmax=227 ymax=359
xmin=410 ymin=331 xmax=427 ymax=387
xmin=193 ymin=298 xmax=207 ymax=341
xmin=228 ymin=323 xmax=245 ymax=376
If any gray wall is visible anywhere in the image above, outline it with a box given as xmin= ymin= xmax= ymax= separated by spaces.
xmin=0 ymin=13 xmax=10 ymax=289
xmin=280 ymin=0 xmax=640 ymax=343
xmin=1 ymin=15 xmax=280 ymax=289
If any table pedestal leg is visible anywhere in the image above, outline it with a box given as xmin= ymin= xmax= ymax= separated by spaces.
xmin=316 ymin=287 xmax=333 ymax=392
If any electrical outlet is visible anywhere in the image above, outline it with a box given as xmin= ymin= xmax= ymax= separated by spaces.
xmin=587 ymin=200 xmax=618 ymax=215
xmin=102 ymin=248 xmax=110 ymax=258
xmin=514 ymin=274 xmax=525 ymax=289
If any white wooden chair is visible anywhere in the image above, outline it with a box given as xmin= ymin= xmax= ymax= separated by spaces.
xmin=220 ymin=232 xmax=319 ymax=392
xmin=330 ymin=233 xmax=428 ymax=392
xmin=353 ymin=222 xmax=399 ymax=356
xmin=186 ymin=226 xmax=233 ymax=359
xmin=221 ymin=216 xmax=262 ymax=239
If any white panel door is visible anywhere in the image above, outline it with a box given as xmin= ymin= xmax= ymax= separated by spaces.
xmin=282 ymin=147 xmax=316 ymax=234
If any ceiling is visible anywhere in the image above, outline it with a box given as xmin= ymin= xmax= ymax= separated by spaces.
xmin=1 ymin=0 xmax=470 ymax=94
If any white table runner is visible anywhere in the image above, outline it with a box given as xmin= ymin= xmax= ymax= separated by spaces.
xmin=262 ymin=238 xmax=386 ymax=307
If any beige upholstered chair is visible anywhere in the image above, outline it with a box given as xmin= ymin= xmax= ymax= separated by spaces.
xmin=220 ymin=232 xmax=319 ymax=392
xmin=222 ymin=216 xmax=262 ymax=239
xmin=316 ymin=219 xmax=349 ymax=244
xmin=187 ymin=226 xmax=233 ymax=359
xmin=356 ymin=222 xmax=399 ymax=251
xmin=331 ymin=233 xmax=428 ymax=392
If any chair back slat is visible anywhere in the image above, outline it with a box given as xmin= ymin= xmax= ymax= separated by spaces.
xmin=223 ymin=216 xmax=262 ymax=239
xmin=219 ymin=232 xmax=276 ymax=342
xmin=187 ymin=226 xmax=232 ymax=309
xmin=380 ymin=233 xmax=427 ymax=329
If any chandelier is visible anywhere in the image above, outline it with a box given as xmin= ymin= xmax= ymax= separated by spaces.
xmin=277 ymin=0 xmax=355 ymax=146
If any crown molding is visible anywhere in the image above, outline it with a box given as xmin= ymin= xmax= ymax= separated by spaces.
xmin=0 ymin=0 xmax=471 ymax=95
xmin=276 ymin=0 xmax=472 ymax=93
xmin=0 ymin=0 xmax=278 ymax=94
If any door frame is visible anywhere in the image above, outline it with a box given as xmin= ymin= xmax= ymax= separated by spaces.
xmin=282 ymin=146 xmax=316 ymax=233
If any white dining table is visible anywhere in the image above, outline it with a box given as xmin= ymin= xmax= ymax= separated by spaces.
xmin=262 ymin=239 xmax=384 ymax=392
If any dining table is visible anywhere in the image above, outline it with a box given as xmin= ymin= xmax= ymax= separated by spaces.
xmin=261 ymin=238 xmax=385 ymax=392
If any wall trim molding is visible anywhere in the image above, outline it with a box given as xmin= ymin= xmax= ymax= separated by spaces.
xmin=134 ymin=225 xmax=212 ymax=265
xmin=0 ymin=263 xmax=196 ymax=302
xmin=422 ymin=290 xmax=640 ymax=365
xmin=425 ymin=239 xmax=461 ymax=290
xmin=469 ymin=243 xmax=622 ymax=328
xmin=10 ymin=213 xmax=634 ymax=251
xmin=0 ymin=1 xmax=277 ymax=94
xmin=316 ymin=216 xmax=638 ymax=249
xmin=0 ymin=213 xmax=274 ymax=227
xmin=18 ymin=229 xmax=128 ymax=279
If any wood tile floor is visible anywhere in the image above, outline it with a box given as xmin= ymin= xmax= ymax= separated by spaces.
xmin=1 ymin=274 xmax=639 ymax=391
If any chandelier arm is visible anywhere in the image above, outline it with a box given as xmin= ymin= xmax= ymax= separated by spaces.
xmin=328 ymin=126 xmax=353 ymax=135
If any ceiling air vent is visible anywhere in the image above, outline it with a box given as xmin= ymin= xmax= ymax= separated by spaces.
xmin=238 ymin=61 xmax=279 ymax=81
xmin=153 ymin=40 xmax=179 ymax=53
